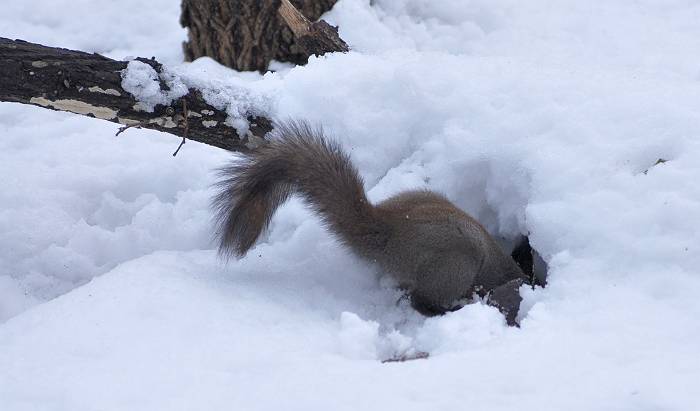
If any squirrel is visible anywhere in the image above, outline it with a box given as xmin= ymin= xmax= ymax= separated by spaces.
xmin=213 ymin=120 xmax=528 ymax=325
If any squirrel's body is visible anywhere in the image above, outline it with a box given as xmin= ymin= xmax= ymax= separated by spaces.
xmin=374 ymin=190 xmax=525 ymax=313
xmin=213 ymin=121 xmax=526 ymax=323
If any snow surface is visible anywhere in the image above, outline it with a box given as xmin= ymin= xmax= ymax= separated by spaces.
xmin=2 ymin=0 xmax=700 ymax=410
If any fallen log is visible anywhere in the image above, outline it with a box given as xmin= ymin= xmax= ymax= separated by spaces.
xmin=0 ymin=37 xmax=272 ymax=153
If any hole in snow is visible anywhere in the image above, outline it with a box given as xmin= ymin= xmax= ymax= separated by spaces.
xmin=509 ymin=235 xmax=548 ymax=288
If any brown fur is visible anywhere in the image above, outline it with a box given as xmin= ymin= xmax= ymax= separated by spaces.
xmin=213 ymin=120 xmax=527 ymax=323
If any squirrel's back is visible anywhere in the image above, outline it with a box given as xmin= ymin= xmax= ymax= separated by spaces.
xmin=213 ymin=121 xmax=526 ymax=321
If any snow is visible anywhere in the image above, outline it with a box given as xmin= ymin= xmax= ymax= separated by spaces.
xmin=2 ymin=0 xmax=700 ymax=410
xmin=171 ymin=58 xmax=279 ymax=135
xmin=121 ymin=60 xmax=188 ymax=113
xmin=121 ymin=58 xmax=277 ymax=135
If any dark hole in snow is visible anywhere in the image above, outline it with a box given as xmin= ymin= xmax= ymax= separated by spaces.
xmin=510 ymin=235 xmax=547 ymax=288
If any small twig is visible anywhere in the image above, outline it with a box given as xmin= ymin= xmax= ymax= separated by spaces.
xmin=172 ymin=99 xmax=189 ymax=157
xmin=642 ymin=158 xmax=668 ymax=175
xmin=115 ymin=122 xmax=144 ymax=136
xmin=382 ymin=351 xmax=430 ymax=363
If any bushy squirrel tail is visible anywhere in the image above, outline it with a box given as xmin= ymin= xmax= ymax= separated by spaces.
xmin=212 ymin=120 xmax=386 ymax=258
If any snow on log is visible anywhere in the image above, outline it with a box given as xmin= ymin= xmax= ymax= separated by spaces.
xmin=0 ymin=38 xmax=272 ymax=153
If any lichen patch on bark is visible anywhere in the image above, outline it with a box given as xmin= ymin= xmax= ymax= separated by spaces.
xmin=88 ymin=86 xmax=122 ymax=96
xmin=30 ymin=96 xmax=117 ymax=120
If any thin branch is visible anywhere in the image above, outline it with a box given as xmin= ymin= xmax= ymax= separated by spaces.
xmin=115 ymin=122 xmax=145 ymax=137
xmin=172 ymin=99 xmax=189 ymax=157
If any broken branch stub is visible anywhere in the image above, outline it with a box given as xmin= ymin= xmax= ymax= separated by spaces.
xmin=181 ymin=0 xmax=340 ymax=72
xmin=278 ymin=0 xmax=349 ymax=56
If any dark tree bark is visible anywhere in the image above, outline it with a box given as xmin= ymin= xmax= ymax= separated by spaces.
xmin=180 ymin=0 xmax=341 ymax=72
xmin=278 ymin=0 xmax=348 ymax=57
xmin=0 ymin=38 xmax=272 ymax=153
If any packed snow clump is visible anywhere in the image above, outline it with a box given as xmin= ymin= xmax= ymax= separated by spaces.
xmin=121 ymin=58 xmax=278 ymax=135
xmin=121 ymin=60 xmax=188 ymax=112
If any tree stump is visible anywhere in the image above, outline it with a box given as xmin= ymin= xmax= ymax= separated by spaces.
xmin=181 ymin=0 xmax=339 ymax=72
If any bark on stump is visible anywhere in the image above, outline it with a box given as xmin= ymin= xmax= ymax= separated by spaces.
xmin=181 ymin=0 xmax=339 ymax=72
